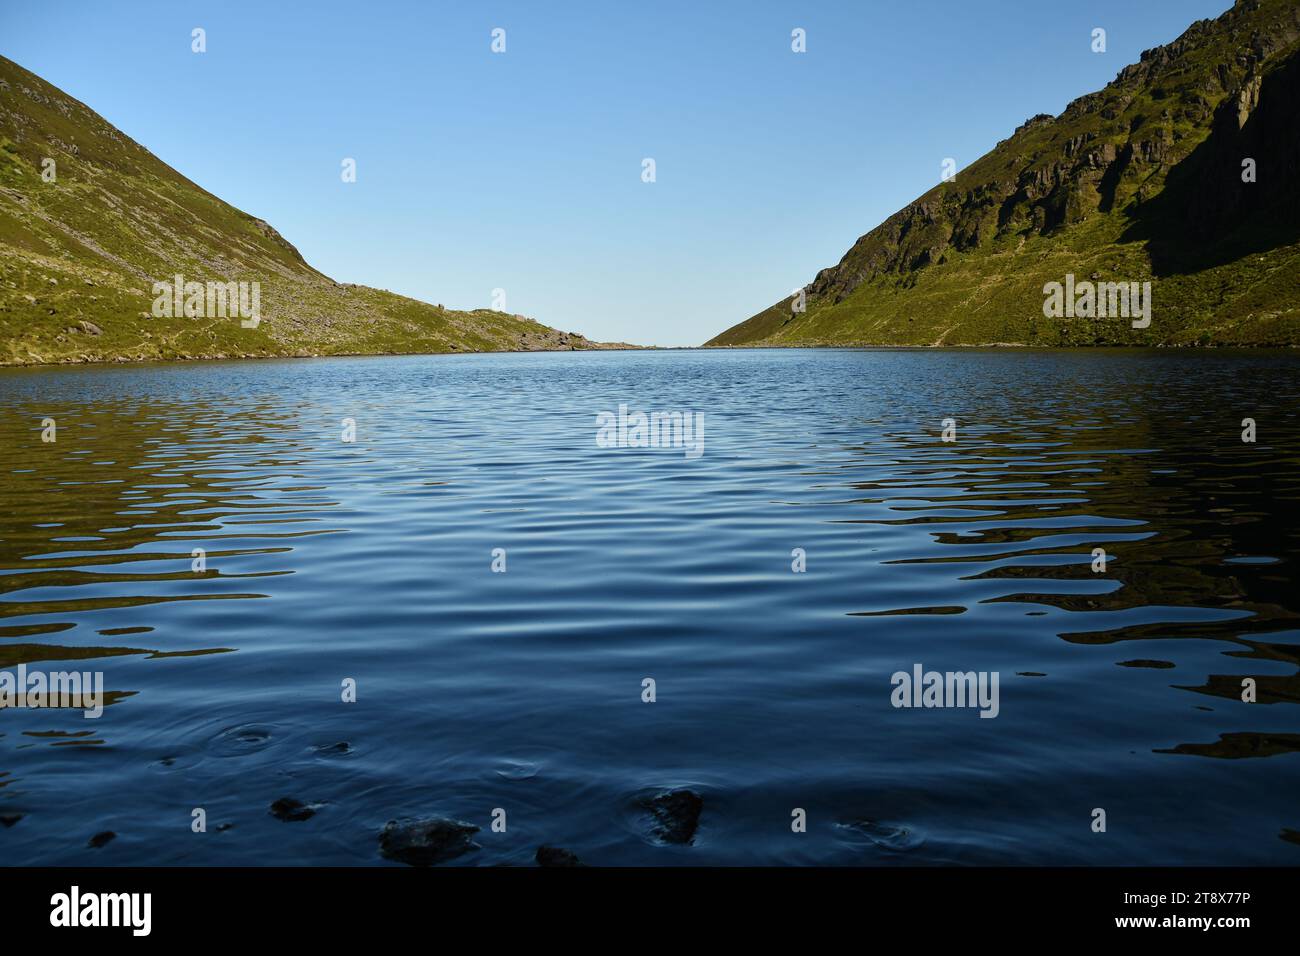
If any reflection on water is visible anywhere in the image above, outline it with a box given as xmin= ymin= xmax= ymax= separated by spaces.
xmin=0 ymin=348 xmax=1297 ymax=864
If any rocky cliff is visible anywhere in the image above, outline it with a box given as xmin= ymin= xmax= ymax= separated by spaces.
xmin=708 ymin=0 xmax=1300 ymax=348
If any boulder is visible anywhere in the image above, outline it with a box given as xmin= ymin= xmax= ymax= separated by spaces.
xmin=535 ymin=845 xmax=583 ymax=867
xmin=641 ymin=789 xmax=703 ymax=845
xmin=269 ymin=797 xmax=319 ymax=822
xmin=378 ymin=817 xmax=480 ymax=866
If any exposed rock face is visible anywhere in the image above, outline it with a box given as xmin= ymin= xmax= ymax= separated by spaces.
xmin=1128 ymin=43 xmax=1300 ymax=265
xmin=378 ymin=817 xmax=481 ymax=867
xmin=818 ymin=16 xmax=1296 ymax=302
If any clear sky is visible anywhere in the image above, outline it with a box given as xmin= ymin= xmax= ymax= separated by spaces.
xmin=1 ymin=0 xmax=1230 ymax=346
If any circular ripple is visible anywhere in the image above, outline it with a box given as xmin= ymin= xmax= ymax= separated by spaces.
xmin=207 ymin=724 xmax=277 ymax=757
xmin=835 ymin=819 xmax=925 ymax=852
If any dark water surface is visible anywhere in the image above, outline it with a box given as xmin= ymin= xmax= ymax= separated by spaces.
xmin=1 ymin=348 xmax=1298 ymax=865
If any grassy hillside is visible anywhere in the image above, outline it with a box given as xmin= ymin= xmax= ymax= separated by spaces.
xmin=0 ymin=55 xmax=614 ymax=366
xmin=708 ymin=0 xmax=1300 ymax=348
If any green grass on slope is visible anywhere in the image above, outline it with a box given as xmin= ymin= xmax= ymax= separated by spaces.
xmin=0 ymin=55 xmax=596 ymax=365
xmin=707 ymin=0 xmax=1300 ymax=348
xmin=761 ymin=217 xmax=1300 ymax=347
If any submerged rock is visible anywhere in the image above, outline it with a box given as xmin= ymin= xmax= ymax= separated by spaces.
xmin=269 ymin=797 xmax=319 ymax=822
xmin=312 ymin=741 xmax=353 ymax=757
xmin=87 ymin=831 xmax=116 ymax=848
xmin=1117 ymin=659 xmax=1176 ymax=669
xmin=494 ymin=758 xmax=539 ymax=780
xmin=1 ymin=814 xmax=25 ymax=828
xmin=535 ymin=845 xmax=583 ymax=867
xmin=836 ymin=819 xmax=924 ymax=851
xmin=642 ymin=789 xmax=703 ymax=845
xmin=379 ymin=817 xmax=480 ymax=867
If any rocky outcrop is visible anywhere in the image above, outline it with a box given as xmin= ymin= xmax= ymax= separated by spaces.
xmin=641 ymin=789 xmax=704 ymax=845
xmin=269 ymin=798 xmax=320 ymax=822
xmin=535 ymin=845 xmax=584 ymax=867
xmin=378 ymin=817 xmax=481 ymax=867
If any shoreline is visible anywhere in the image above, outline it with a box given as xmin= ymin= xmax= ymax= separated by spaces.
xmin=3 ymin=340 xmax=1298 ymax=371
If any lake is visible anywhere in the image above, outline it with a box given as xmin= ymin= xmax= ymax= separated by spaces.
xmin=1 ymin=347 xmax=1298 ymax=865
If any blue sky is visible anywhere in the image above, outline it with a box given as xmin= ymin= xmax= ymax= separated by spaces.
xmin=1 ymin=0 xmax=1229 ymax=345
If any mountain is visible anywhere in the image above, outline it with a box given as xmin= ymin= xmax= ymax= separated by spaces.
xmin=0 ymin=55 xmax=617 ymax=366
xmin=708 ymin=0 xmax=1300 ymax=348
